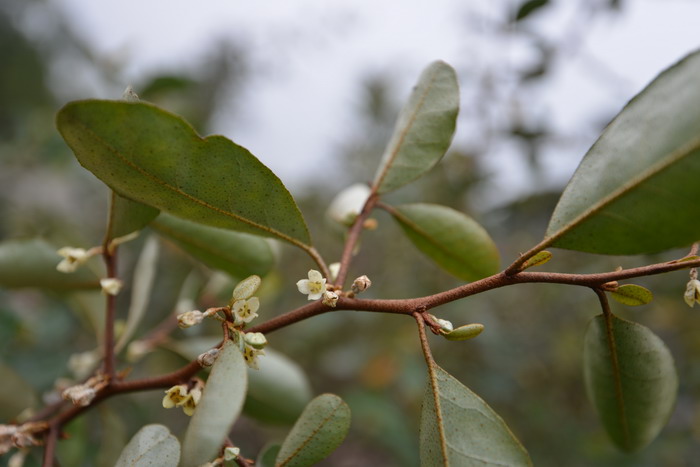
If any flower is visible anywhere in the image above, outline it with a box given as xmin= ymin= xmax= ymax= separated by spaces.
xmin=297 ymin=270 xmax=327 ymax=300
xmin=180 ymin=386 xmax=202 ymax=416
xmin=328 ymin=262 xmax=341 ymax=281
xmin=56 ymin=247 xmax=91 ymax=273
xmin=162 ymin=385 xmax=189 ymax=409
xmin=326 ymin=183 xmax=371 ymax=226
xmin=100 ymin=278 xmax=123 ymax=296
xmin=177 ymin=310 xmax=204 ymax=329
xmin=685 ymin=279 xmax=700 ymax=307
xmin=243 ymin=345 xmax=265 ymax=370
xmin=232 ymin=297 xmax=260 ymax=325
xmin=224 ymin=446 xmax=240 ymax=461
xmin=244 ymin=332 xmax=267 ymax=350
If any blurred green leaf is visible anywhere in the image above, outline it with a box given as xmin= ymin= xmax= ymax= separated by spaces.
xmin=515 ymin=0 xmax=549 ymax=21
xmin=56 ymin=100 xmax=311 ymax=248
xmin=114 ymin=424 xmax=180 ymax=467
xmin=97 ymin=407 xmax=128 ymax=467
xmin=609 ymin=284 xmax=653 ymax=306
xmin=245 ymin=349 xmax=313 ymax=425
xmin=181 ymin=340 xmax=247 ymax=466
xmin=115 ymin=236 xmax=159 ymax=353
xmin=0 ymin=238 xmax=99 ymax=290
xmin=583 ymin=314 xmax=678 ymax=452
xmin=255 ymin=444 xmax=281 ymax=467
xmin=105 ymin=192 xmax=159 ymax=243
xmin=391 ymin=203 xmax=500 ymax=282
xmin=276 ymin=393 xmax=351 ymax=467
xmin=372 ymin=61 xmax=459 ymax=194
xmin=546 ymin=50 xmax=700 ymax=254
xmin=151 ymin=213 xmax=274 ymax=279
xmin=420 ymin=365 xmax=532 ymax=466
xmin=0 ymin=363 xmax=37 ymax=420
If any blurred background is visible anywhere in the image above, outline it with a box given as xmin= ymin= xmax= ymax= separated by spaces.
xmin=2 ymin=0 xmax=700 ymax=465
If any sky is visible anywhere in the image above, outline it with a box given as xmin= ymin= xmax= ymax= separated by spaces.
xmin=47 ymin=0 xmax=700 ymax=203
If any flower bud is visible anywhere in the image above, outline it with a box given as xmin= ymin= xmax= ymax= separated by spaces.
xmin=197 ymin=348 xmax=220 ymax=367
xmin=244 ymin=332 xmax=267 ymax=350
xmin=62 ymin=384 xmax=97 ymax=407
xmin=177 ymin=310 xmax=204 ymax=329
xmin=100 ymin=278 xmax=123 ymax=296
xmin=351 ymin=275 xmax=372 ymax=294
xmin=429 ymin=314 xmax=453 ymax=333
xmin=327 ymin=183 xmax=371 ymax=226
xmin=224 ymin=446 xmax=240 ymax=461
xmin=685 ymin=278 xmax=700 ymax=307
xmin=322 ymin=290 xmax=339 ymax=308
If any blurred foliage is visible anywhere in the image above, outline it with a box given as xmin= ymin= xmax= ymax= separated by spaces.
xmin=2 ymin=1 xmax=700 ymax=466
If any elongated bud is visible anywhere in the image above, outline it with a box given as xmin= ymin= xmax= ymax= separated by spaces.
xmin=322 ymin=290 xmax=339 ymax=307
xmin=442 ymin=323 xmax=485 ymax=341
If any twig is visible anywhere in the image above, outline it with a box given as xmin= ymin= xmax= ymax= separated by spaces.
xmin=102 ymin=247 xmax=118 ymax=380
xmin=334 ymin=193 xmax=379 ymax=288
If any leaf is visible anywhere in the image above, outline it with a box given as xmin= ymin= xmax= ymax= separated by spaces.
xmin=114 ymin=424 xmax=180 ymax=467
xmin=583 ymin=314 xmax=678 ymax=452
xmin=97 ymin=407 xmax=128 ymax=467
xmin=520 ymin=251 xmax=552 ymax=270
xmin=151 ymin=213 xmax=274 ymax=279
xmin=275 ymin=393 xmax=351 ymax=467
xmin=0 ymin=238 xmax=99 ymax=290
xmin=56 ymin=100 xmax=311 ymax=248
xmin=105 ymin=192 xmax=159 ymax=243
xmin=181 ymin=340 xmax=247 ymax=467
xmin=391 ymin=203 xmax=500 ymax=282
xmin=420 ymin=365 xmax=532 ymax=466
xmin=244 ymin=349 xmax=313 ymax=425
xmin=372 ymin=61 xmax=459 ymax=194
xmin=609 ymin=284 xmax=653 ymax=306
xmin=255 ymin=444 xmax=281 ymax=467
xmin=545 ymin=50 xmax=700 ymax=254
xmin=515 ymin=0 xmax=549 ymax=21
xmin=115 ymin=236 xmax=159 ymax=353
xmin=0 ymin=363 xmax=37 ymax=420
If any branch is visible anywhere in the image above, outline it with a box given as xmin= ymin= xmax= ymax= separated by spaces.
xmin=334 ymin=193 xmax=379 ymax=288
xmin=102 ymin=247 xmax=118 ymax=380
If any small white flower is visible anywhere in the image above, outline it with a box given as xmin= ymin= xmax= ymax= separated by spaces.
xmin=243 ymin=332 xmax=267 ymax=350
xmin=327 ymin=183 xmax=371 ymax=226
xmin=322 ymin=290 xmax=339 ymax=308
xmin=56 ymin=247 xmax=91 ymax=273
xmin=100 ymin=278 xmax=123 ymax=296
xmin=181 ymin=386 xmax=202 ymax=416
xmin=177 ymin=310 xmax=204 ymax=329
xmin=242 ymin=345 xmax=265 ymax=370
xmin=685 ymin=279 xmax=700 ymax=307
xmin=297 ymin=270 xmax=327 ymax=300
xmin=232 ymin=275 xmax=262 ymax=301
xmin=162 ymin=385 xmax=188 ymax=409
xmin=232 ymin=297 xmax=260 ymax=325
xmin=224 ymin=446 xmax=240 ymax=461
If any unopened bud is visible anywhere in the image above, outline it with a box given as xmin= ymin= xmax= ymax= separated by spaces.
xmin=322 ymin=290 xmax=339 ymax=307
xmin=100 ymin=278 xmax=123 ymax=296
xmin=428 ymin=314 xmax=453 ymax=333
xmin=62 ymin=384 xmax=97 ymax=407
xmin=197 ymin=348 xmax=220 ymax=367
xmin=177 ymin=310 xmax=204 ymax=329
xmin=244 ymin=332 xmax=267 ymax=350
xmin=351 ymin=275 xmax=372 ymax=294
xmin=224 ymin=446 xmax=241 ymax=461
xmin=122 ymin=85 xmax=140 ymax=102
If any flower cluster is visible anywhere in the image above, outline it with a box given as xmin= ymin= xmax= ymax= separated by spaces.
xmin=162 ymin=381 xmax=203 ymax=416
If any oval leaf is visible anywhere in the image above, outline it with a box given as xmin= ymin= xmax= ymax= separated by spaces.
xmin=151 ymin=213 xmax=274 ymax=279
xmin=583 ymin=314 xmax=678 ymax=451
xmin=105 ymin=192 xmax=159 ymax=243
xmin=0 ymin=238 xmax=99 ymax=290
xmin=372 ymin=61 xmax=459 ymax=194
xmin=421 ymin=365 xmax=532 ymax=466
xmin=546 ymin=50 xmax=700 ymax=254
xmin=56 ymin=100 xmax=311 ymax=248
xmin=609 ymin=284 xmax=653 ymax=307
xmin=181 ymin=340 xmax=247 ymax=467
xmin=114 ymin=424 xmax=180 ymax=467
xmin=391 ymin=203 xmax=500 ymax=282
xmin=275 ymin=393 xmax=351 ymax=467
xmin=255 ymin=444 xmax=281 ymax=467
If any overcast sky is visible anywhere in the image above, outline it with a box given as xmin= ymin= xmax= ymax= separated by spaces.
xmin=50 ymin=0 xmax=700 ymax=202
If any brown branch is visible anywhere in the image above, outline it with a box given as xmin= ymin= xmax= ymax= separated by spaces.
xmin=42 ymin=424 xmax=60 ymax=467
xmin=334 ymin=193 xmax=379 ymax=288
xmin=102 ymin=248 xmax=118 ymax=380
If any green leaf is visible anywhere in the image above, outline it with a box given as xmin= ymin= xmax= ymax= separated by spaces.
xmin=372 ymin=61 xmax=459 ymax=194
xmin=520 ymin=251 xmax=552 ymax=270
xmin=391 ymin=203 xmax=500 ymax=282
xmin=56 ymin=100 xmax=311 ymax=248
xmin=421 ymin=365 xmax=532 ymax=466
xmin=151 ymin=213 xmax=274 ymax=279
xmin=0 ymin=363 xmax=38 ymax=420
xmin=515 ymin=0 xmax=549 ymax=21
xmin=114 ymin=424 xmax=180 ymax=467
xmin=105 ymin=192 xmax=159 ymax=243
xmin=244 ymin=349 xmax=313 ymax=425
xmin=255 ymin=444 xmax=281 ymax=467
xmin=546 ymin=50 xmax=700 ymax=254
xmin=181 ymin=340 xmax=247 ymax=467
xmin=97 ymin=407 xmax=128 ymax=467
xmin=609 ymin=284 xmax=653 ymax=306
xmin=583 ymin=314 xmax=678 ymax=452
xmin=115 ymin=236 xmax=159 ymax=353
xmin=276 ymin=393 xmax=351 ymax=467
xmin=0 ymin=238 xmax=99 ymax=290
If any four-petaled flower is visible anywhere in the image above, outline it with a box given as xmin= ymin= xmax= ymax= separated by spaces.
xmin=232 ymin=297 xmax=260 ymax=325
xmin=242 ymin=345 xmax=265 ymax=370
xmin=296 ymin=270 xmax=327 ymax=300
xmin=56 ymin=247 xmax=91 ymax=273
xmin=162 ymin=383 xmax=203 ymax=416
xmin=685 ymin=279 xmax=700 ymax=307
